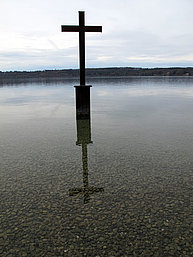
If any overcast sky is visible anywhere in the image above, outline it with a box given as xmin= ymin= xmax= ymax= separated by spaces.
xmin=0 ymin=0 xmax=193 ymax=71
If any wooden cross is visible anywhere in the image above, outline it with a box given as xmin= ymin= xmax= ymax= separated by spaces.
xmin=61 ymin=11 xmax=102 ymax=86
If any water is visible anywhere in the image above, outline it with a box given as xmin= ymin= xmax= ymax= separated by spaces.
xmin=1 ymin=77 xmax=193 ymax=256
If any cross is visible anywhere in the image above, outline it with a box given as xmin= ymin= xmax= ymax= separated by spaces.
xmin=61 ymin=11 xmax=102 ymax=86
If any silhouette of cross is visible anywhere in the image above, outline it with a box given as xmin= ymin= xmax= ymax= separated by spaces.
xmin=61 ymin=11 xmax=102 ymax=86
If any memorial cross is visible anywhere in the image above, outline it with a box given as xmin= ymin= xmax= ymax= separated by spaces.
xmin=61 ymin=11 xmax=102 ymax=86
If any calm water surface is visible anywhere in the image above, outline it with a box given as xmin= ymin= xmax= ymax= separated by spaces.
xmin=1 ymin=77 xmax=193 ymax=256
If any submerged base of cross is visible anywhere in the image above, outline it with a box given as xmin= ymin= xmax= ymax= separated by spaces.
xmin=75 ymin=85 xmax=92 ymax=119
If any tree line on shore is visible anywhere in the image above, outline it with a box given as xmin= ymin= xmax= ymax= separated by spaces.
xmin=0 ymin=67 xmax=193 ymax=80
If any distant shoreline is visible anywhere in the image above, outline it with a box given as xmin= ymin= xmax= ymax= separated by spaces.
xmin=0 ymin=67 xmax=193 ymax=82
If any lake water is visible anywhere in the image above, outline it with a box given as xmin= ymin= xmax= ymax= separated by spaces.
xmin=1 ymin=77 xmax=193 ymax=256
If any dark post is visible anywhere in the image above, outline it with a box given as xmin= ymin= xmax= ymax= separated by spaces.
xmin=75 ymin=85 xmax=91 ymax=119
xmin=79 ymin=11 xmax=85 ymax=86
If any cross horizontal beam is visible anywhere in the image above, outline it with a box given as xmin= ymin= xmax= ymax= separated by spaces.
xmin=61 ymin=25 xmax=102 ymax=33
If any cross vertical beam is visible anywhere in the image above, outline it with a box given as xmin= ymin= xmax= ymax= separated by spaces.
xmin=79 ymin=11 xmax=85 ymax=86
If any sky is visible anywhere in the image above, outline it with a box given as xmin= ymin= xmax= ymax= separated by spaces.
xmin=0 ymin=0 xmax=193 ymax=71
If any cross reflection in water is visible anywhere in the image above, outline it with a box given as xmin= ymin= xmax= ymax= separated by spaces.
xmin=69 ymin=87 xmax=104 ymax=203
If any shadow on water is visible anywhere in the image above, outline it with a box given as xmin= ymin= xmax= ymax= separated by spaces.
xmin=69 ymin=86 xmax=104 ymax=203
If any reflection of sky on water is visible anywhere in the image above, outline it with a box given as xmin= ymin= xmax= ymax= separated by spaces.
xmin=1 ymin=77 xmax=193 ymax=126
xmin=95 ymin=87 xmax=193 ymax=98
xmin=91 ymin=79 xmax=193 ymax=127
xmin=1 ymin=77 xmax=193 ymax=155
xmin=0 ymin=84 xmax=75 ymax=124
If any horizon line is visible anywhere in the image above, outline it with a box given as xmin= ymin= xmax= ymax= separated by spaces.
xmin=1 ymin=66 xmax=193 ymax=73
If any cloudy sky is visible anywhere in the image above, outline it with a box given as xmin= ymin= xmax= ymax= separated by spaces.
xmin=0 ymin=0 xmax=193 ymax=71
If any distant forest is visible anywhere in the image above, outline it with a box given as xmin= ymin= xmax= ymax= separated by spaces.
xmin=0 ymin=67 xmax=193 ymax=82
